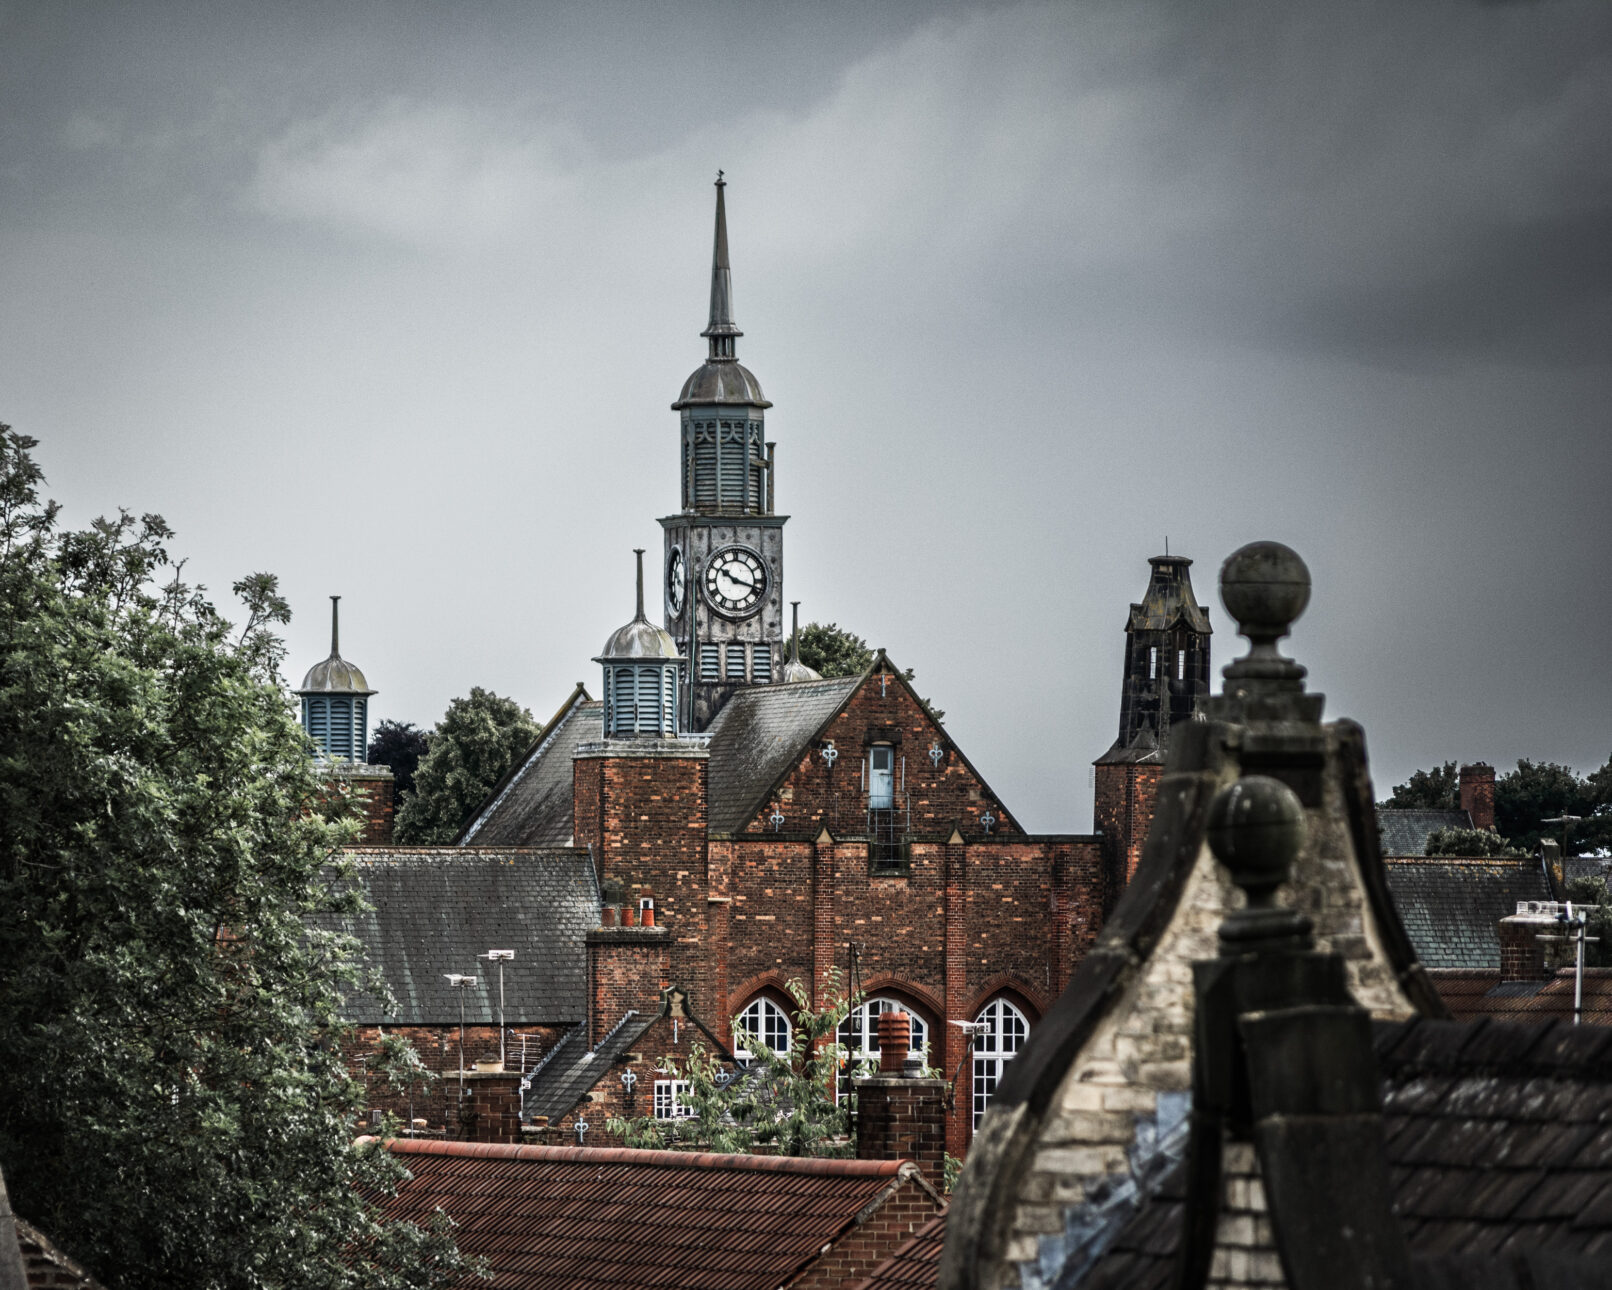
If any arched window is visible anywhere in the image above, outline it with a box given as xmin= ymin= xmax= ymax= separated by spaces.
xmin=733 ymin=997 xmax=792 ymax=1066
xmin=837 ymin=997 xmax=930 ymax=1100
xmin=972 ymin=998 xmax=1030 ymax=1129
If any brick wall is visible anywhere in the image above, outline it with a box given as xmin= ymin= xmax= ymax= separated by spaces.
xmin=855 ymin=1075 xmax=948 ymax=1191
xmin=1093 ymin=761 xmax=1163 ymax=908
xmin=789 ymin=1172 xmax=946 ymax=1290
xmin=588 ymin=927 xmax=669 ymax=1046
xmin=1498 ymin=907 xmax=1553 ymax=982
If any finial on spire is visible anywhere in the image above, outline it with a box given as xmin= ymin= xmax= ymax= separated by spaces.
xmin=329 ymin=595 xmax=340 ymax=658
xmin=790 ymin=601 xmax=802 ymax=663
xmin=633 ymin=549 xmax=647 ymax=622
xmin=703 ymin=173 xmax=740 ymax=359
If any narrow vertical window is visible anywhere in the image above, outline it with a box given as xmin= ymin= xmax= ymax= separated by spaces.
xmin=1177 ymin=649 xmax=1186 ymax=681
xmin=972 ymin=998 xmax=1030 ymax=1130
xmin=868 ymin=746 xmax=895 ymax=809
xmin=700 ymin=642 xmax=720 ymax=681
xmin=752 ymin=644 xmax=771 ymax=683
xmin=1148 ymin=646 xmax=1158 ymax=679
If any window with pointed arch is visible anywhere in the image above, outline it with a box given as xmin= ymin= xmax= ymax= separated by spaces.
xmin=971 ymin=997 xmax=1030 ymax=1130
xmin=836 ymin=997 xmax=930 ymax=1101
xmin=733 ymin=996 xmax=792 ymax=1067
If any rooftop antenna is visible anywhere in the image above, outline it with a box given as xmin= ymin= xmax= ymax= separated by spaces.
xmin=480 ymin=951 xmax=515 ymax=1067
xmin=444 ymin=974 xmax=479 ymax=1103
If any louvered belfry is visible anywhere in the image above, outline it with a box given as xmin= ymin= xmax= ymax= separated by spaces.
xmin=1109 ymin=554 xmax=1213 ymax=759
xmin=661 ymin=174 xmax=788 ymax=731
xmin=595 ymin=550 xmax=685 ymax=738
xmin=296 ymin=596 xmax=377 ymax=760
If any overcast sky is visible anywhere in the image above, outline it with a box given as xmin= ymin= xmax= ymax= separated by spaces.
xmin=3 ymin=1 xmax=1609 ymax=831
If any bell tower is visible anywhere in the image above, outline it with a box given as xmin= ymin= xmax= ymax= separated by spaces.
xmin=659 ymin=174 xmax=787 ymax=731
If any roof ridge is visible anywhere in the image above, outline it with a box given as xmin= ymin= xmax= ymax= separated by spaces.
xmin=373 ymin=1137 xmax=906 ymax=1175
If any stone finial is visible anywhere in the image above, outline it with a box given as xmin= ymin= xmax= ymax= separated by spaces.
xmin=1219 ymin=541 xmax=1310 ymax=694
xmin=1206 ymin=775 xmax=1311 ymax=948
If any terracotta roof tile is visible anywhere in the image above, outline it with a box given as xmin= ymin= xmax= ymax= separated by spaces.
xmin=370 ymin=1139 xmax=938 ymax=1290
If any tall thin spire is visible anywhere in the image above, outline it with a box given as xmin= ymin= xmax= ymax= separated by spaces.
xmin=702 ymin=171 xmax=741 ymax=361
xmin=633 ymin=548 xmax=647 ymax=622
xmin=329 ymin=595 xmax=340 ymax=657
xmin=789 ymin=601 xmax=802 ymax=664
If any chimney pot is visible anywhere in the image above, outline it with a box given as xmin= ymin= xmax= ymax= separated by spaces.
xmin=601 ymin=904 xmax=618 ymax=927
xmin=876 ymin=1011 xmax=911 ymax=1075
xmin=623 ymin=904 xmax=638 ymax=927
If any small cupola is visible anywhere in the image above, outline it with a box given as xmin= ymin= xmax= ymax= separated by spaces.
xmin=295 ymin=596 xmax=377 ymax=760
xmin=595 ymin=550 xmax=686 ymax=738
xmin=779 ymin=601 xmax=822 ymax=684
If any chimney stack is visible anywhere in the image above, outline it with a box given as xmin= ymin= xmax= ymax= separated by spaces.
xmin=460 ymin=1056 xmax=524 ymax=1143
xmin=1459 ymin=763 xmax=1496 ymax=832
xmin=855 ymin=1011 xmax=946 ymax=1190
xmin=1498 ymin=901 xmax=1557 ymax=983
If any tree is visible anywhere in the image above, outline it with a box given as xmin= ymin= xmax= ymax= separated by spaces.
xmin=1425 ymin=827 xmax=1523 ymax=858
xmin=1563 ymin=876 xmax=1612 ymax=969
xmin=368 ymin=719 xmax=432 ymax=805
xmin=607 ymin=975 xmax=857 ymax=1157
xmin=798 ymin=622 xmax=944 ymax=724
xmin=1495 ymin=758 xmax=1607 ymax=856
xmin=0 ymin=428 xmax=475 ymax=1288
xmin=1383 ymin=761 xmax=1459 ymax=810
xmin=367 ymin=1033 xmax=439 ymax=1131
xmin=392 ymin=689 xmax=540 ymax=844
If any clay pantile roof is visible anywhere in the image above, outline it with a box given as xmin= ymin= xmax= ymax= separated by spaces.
xmin=1079 ymin=1017 xmax=1612 ymax=1288
xmin=1376 ymin=808 xmax=1474 ymax=858
xmin=852 ymin=1213 xmax=947 ymax=1290
xmin=1385 ymin=857 xmax=1554 ymax=969
xmin=703 ymin=677 xmax=859 ymax=833
xmin=324 ymin=848 xmax=597 ymax=1025
xmin=1433 ymin=968 xmax=1612 ymax=1027
xmin=372 ymin=1138 xmax=935 ymax=1290
xmin=459 ymin=689 xmax=599 ymax=846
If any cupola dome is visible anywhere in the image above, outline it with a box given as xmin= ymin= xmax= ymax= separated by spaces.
xmin=295 ymin=597 xmax=376 ymax=760
xmin=595 ymin=551 xmax=687 ymax=738
xmin=779 ymin=602 xmax=822 ymax=684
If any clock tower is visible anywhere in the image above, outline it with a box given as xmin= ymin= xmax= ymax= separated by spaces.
xmin=660 ymin=175 xmax=787 ymax=731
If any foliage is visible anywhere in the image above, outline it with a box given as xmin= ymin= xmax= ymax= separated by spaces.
xmin=1495 ymin=758 xmax=1609 ymax=856
xmin=607 ymin=974 xmax=859 ymax=1157
xmin=367 ymin=1032 xmax=439 ymax=1130
xmin=943 ymin=1152 xmax=963 ymax=1194
xmin=797 ymin=622 xmax=944 ymax=724
xmin=1424 ymin=827 xmax=1523 ymax=858
xmin=392 ymin=689 xmax=540 ymax=844
xmin=1563 ymin=877 xmax=1612 ymax=970
xmin=1383 ymin=761 xmax=1459 ymax=810
xmin=0 ymin=428 xmax=476 ymax=1288
xmin=368 ymin=719 xmax=432 ymax=804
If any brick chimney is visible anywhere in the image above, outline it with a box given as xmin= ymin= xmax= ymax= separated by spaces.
xmin=1498 ymin=901 xmax=1556 ymax=983
xmin=460 ymin=1055 xmax=524 ymax=1143
xmin=854 ymin=1011 xmax=947 ymax=1191
xmin=1459 ymin=763 xmax=1496 ymax=832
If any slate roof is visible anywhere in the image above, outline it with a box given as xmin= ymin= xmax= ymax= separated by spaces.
xmin=1433 ymin=969 xmax=1612 ymax=1028
xmin=704 ymin=676 xmax=860 ymax=833
xmin=1385 ymin=857 xmax=1554 ymax=969
xmin=1080 ymin=1017 xmax=1612 ymax=1290
xmin=1377 ymin=808 xmax=1474 ymax=857
xmin=458 ymin=689 xmax=597 ymax=847
xmin=372 ymin=1139 xmax=937 ymax=1290
xmin=853 ymin=1213 xmax=947 ymax=1290
xmin=324 ymin=847 xmax=597 ymax=1025
xmin=521 ymin=1011 xmax=657 ymax=1123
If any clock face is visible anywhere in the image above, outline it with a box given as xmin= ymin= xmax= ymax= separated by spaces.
xmin=702 ymin=545 xmax=768 ymax=617
xmin=666 ymin=546 xmax=686 ymax=618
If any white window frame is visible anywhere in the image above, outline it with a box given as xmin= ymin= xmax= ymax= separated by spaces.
xmin=868 ymin=745 xmax=895 ymax=810
xmin=972 ymin=998 xmax=1030 ymax=1130
xmin=653 ymin=1079 xmax=693 ymax=1120
xmin=733 ymin=996 xmax=792 ymax=1066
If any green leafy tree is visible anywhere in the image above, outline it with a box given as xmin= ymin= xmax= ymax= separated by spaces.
xmin=1383 ymin=761 xmax=1459 ymax=810
xmin=608 ymin=975 xmax=858 ymax=1157
xmin=1495 ymin=758 xmax=1607 ymax=856
xmin=393 ymin=689 xmax=539 ymax=844
xmin=1563 ymin=876 xmax=1612 ymax=969
xmin=797 ymin=622 xmax=943 ymax=723
xmin=0 ymin=428 xmax=476 ymax=1289
xmin=368 ymin=719 xmax=433 ymax=804
xmin=367 ymin=1033 xmax=440 ymax=1131
xmin=1424 ymin=827 xmax=1523 ymax=858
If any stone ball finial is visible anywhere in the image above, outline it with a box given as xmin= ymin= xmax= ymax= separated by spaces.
xmin=1205 ymin=775 xmax=1307 ymax=903
xmin=1219 ymin=541 xmax=1310 ymax=645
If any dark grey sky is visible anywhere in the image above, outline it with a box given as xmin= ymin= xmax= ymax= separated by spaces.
xmin=3 ymin=0 xmax=1608 ymax=830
